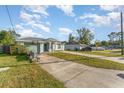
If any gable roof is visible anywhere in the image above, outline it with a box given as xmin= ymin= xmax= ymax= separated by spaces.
xmin=19 ymin=37 xmax=45 ymax=41
xmin=16 ymin=37 xmax=60 ymax=42
xmin=46 ymin=38 xmax=59 ymax=42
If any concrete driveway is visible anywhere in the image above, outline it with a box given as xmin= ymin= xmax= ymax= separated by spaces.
xmin=38 ymin=54 xmax=124 ymax=88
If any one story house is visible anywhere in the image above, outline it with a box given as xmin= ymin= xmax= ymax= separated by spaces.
xmin=91 ymin=47 xmax=105 ymax=51
xmin=65 ymin=43 xmax=88 ymax=51
xmin=16 ymin=37 xmax=64 ymax=54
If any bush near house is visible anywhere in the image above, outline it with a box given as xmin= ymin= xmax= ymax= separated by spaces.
xmin=0 ymin=30 xmax=25 ymax=55
xmin=0 ymin=44 xmax=27 ymax=55
xmin=10 ymin=44 xmax=27 ymax=55
xmin=1 ymin=44 xmax=27 ymax=55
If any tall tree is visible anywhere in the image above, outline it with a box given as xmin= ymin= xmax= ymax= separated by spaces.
xmin=101 ymin=40 xmax=109 ymax=47
xmin=117 ymin=32 xmax=122 ymax=45
xmin=108 ymin=31 xmax=124 ymax=46
xmin=108 ymin=34 xmax=113 ymax=45
xmin=108 ymin=32 xmax=117 ymax=45
xmin=68 ymin=33 xmax=75 ymax=44
xmin=76 ymin=28 xmax=94 ymax=44
xmin=0 ymin=30 xmax=15 ymax=45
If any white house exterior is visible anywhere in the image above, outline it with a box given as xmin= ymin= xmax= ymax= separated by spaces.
xmin=65 ymin=44 xmax=87 ymax=50
xmin=16 ymin=37 xmax=64 ymax=54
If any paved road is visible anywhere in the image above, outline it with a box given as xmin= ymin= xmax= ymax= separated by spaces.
xmin=62 ymin=51 xmax=124 ymax=64
xmin=38 ymin=54 xmax=124 ymax=88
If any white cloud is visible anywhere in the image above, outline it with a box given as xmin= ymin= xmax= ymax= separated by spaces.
xmin=15 ymin=24 xmax=42 ymax=37
xmin=18 ymin=29 xmax=42 ymax=37
xmin=32 ymin=23 xmax=50 ymax=32
xmin=33 ymin=14 xmax=41 ymax=20
xmin=20 ymin=11 xmax=41 ymax=22
xmin=107 ymin=12 xmax=120 ymax=19
xmin=56 ymin=5 xmax=75 ymax=16
xmin=15 ymin=24 xmax=24 ymax=30
xmin=20 ymin=19 xmax=50 ymax=32
xmin=24 ymin=5 xmax=49 ymax=16
xmin=100 ymin=5 xmax=124 ymax=12
xmin=78 ymin=13 xmax=110 ymax=26
xmin=100 ymin=5 xmax=119 ymax=11
xmin=20 ymin=11 xmax=33 ymax=22
xmin=18 ymin=20 xmax=50 ymax=33
xmin=19 ymin=6 xmax=51 ymax=33
xmin=45 ymin=21 xmax=51 ymax=26
xmin=59 ymin=27 xmax=73 ymax=35
xmin=77 ymin=12 xmax=120 ymax=27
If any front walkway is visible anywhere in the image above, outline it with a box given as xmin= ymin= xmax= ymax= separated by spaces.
xmin=38 ymin=54 xmax=124 ymax=88
xmin=62 ymin=51 xmax=124 ymax=64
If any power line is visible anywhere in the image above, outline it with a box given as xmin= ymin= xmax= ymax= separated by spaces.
xmin=5 ymin=5 xmax=15 ymax=32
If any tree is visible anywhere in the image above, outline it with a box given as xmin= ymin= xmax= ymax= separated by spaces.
xmin=76 ymin=28 xmax=94 ymax=44
xmin=117 ymin=32 xmax=122 ymax=45
xmin=108 ymin=31 xmax=124 ymax=46
xmin=0 ymin=30 xmax=15 ymax=45
xmin=101 ymin=41 xmax=109 ymax=47
xmin=95 ymin=40 xmax=101 ymax=47
xmin=9 ymin=29 xmax=20 ymax=39
xmin=108 ymin=32 xmax=117 ymax=45
xmin=108 ymin=34 xmax=113 ymax=45
xmin=68 ymin=33 xmax=75 ymax=44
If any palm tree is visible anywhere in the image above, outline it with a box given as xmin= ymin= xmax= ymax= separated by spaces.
xmin=68 ymin=33 xmax=75 ymax=44
xmin=108 ymin=32 xmax=117 ymax=45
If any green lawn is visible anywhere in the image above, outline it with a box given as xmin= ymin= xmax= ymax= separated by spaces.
xmin=72 ymin=49 xmax=124 ymax=57
xmin=0 ymin=54 xmax=64 ymax=88
xmin=48 ymin=52 xmax=124 ymax=70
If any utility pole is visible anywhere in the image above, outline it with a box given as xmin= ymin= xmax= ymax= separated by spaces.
xmin=121 ymin=12 xmax=124 ymax=55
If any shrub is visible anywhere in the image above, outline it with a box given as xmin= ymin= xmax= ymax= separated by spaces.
xmin=75 ymin=48 xmax=79 ymax=51
xmin=10 ymin=44 xmax=27 ymax=55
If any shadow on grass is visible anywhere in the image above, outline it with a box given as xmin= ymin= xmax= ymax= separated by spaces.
xmin=0 ymin=53 xmax=29 ymax=62
xmin=0 ymin=58 xmax=69 ymax=68
xmin=0 ymin=60 xmax=66 ymax=69
xmin=110 ymin=50 xmax=121 ymax=54
xmin=16 ymin=54 xmax=29 ymax=62
xmin=0 ymin=63 xmax=33 ymax=68
xmin=0 ymin=54 xmax=33 ymax=68
xmin=0 ymin=53 xmax=10 ymax=57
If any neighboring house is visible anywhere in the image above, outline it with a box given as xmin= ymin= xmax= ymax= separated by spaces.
xmin=65 ymin=43 xmax=87 ymax=51
xmin=16 ymin=37 xmax=64 ymax=54
xmin=91 ymin=47 xmax=105 ymax=51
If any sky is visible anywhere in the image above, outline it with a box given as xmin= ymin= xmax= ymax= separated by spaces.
xmin=0 ymin=5 xmax=124 ymax=42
